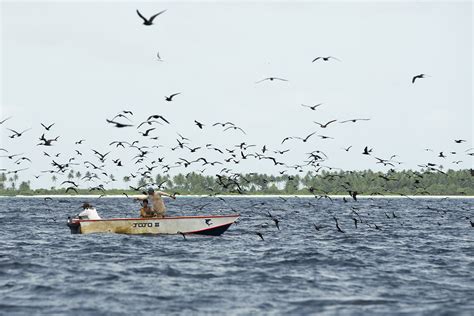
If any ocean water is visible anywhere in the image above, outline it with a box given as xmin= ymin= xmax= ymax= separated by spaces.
xmin=0 ymin=196 xmax=473 ymax=315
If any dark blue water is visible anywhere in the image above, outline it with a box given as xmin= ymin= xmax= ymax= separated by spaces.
xmin=0 ymin=197 xmax=473 ymax=315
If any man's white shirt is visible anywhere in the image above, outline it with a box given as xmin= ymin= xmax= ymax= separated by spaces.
xmin=78 ymin=208 xmax=101 ymax=220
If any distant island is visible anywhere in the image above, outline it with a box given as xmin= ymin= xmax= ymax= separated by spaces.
xmin=1 ymin=169 xmax=472 ymax=196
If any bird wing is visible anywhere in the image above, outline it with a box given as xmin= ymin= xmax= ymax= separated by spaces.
xmin=136 ymin=9 xmax=148 ymax=22
xmin=274 ymin=77 xmax=288 ymax=81
xmin=158 ymin=115 xmax=170 ymax=124
xmin=304 ymin=132 xmax=316 ymax=140
xmin=148 ymin=9 xmax=167 ymax=23
xmin=329 ymin=56 xmax=341 ymax=61
xmin=312 ymin=57 xmax=321 ymax=62
xmin=255 ymin=78 xmax=269 ymax=84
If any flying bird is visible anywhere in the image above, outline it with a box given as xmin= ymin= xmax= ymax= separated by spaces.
xmin=313 ymin=120 xmax=337 ymax=128
xmin=333 ymin=217 xmax=345 ymax=233
xmin=294 ymin=132 xmax=316 ymax=143
xmin=136 ymin=9 xmax=167 ymax=26
xmin=362 ymin=146 xmax=373 ymax=155
xmin=156 ymin=51 xmax=163 ymax=61
xmin=301 ymin=103 xmax=323 ymax=110
xmin=7 ymin=128 xmax=31 ymax=138
xmin=255 ymin=77 xmax=288 ymax=84
xmin=312 ymin=56 xmax=341 ymax=62
xmin=139 ymin=128 xmax=156 ymax=137
xmin=106 ymin=119 xmax=133 ymax=128
xmin=412 ymin=74 xmax=429 ymax=84
xmin=194 ymin=120 xmax=204 ymax=129
xmin=223 ymin=126 xmax=246 ymax=134
xmin=147 ymin=114 xmax=170 ymax=124
xmin=0 ymin=117 xmax=12 ymax=125
xmin=40 ymin=123 xmax=55 ymax=130
xmin=165 ymin=92 xmax=181 ymax=101
xmin=339 ymin=118 xmax=370 ymax=123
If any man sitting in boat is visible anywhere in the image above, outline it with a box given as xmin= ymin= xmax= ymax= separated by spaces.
xmin=134 ymin=187 xmax=176 ymax=218
xmin=139 ymin=199 xmax=154 ymax=218
xmin=78 ymin=202 xmax=101 ymax=220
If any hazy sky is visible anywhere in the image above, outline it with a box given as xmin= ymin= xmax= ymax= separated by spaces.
xmin=1 ymin=1 xmax=472 ymax=189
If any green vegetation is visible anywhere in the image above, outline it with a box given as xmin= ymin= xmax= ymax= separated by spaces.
xmin=0 ymin=169 xmax=472 ymax=196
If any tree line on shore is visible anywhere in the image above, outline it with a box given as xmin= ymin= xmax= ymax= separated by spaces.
xmin=0 ymin=169 xmax=472 ymax=196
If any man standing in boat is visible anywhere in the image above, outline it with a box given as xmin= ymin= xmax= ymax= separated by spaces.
xmin=135 ymin=187 xmax=176 ymax=217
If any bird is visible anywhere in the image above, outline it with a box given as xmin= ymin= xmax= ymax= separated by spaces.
xmin=312 ymin=56 xmax=341 ymax=62
xmin=194 ymin=120 xmax=204 ymax=129
xmin=136 ymin=9 xmax=166 ymax=26
xmin=343 ymin=146 xmax=352 ymax=152
xmin=40 ymin=123 xmax=55 ymax=130
xmin=109 ymin=141 xmax=131 ymax=148
xmin=348 ymin=190 xmax=358 ymax=201
xmin=339 ymin=118 xmax=370 ymax=123
xmin=412 ymin=74 xmax=429 ymax=83
xmin=272 ymin=218 xmax=280 ymax=231
xmin=165 ymin=92 xmax=181 ymax=101
xmin=92 ymin=150 xmax=110 ymax=162
xmin=37 ymin=134 xmax=59 ymax=146
xmin=156 ymin=51 xmax=163 ymax=61
xmin=255 ymin=232 xmax=264 ymax=240
xmin=255 ymin=77 xmax=288 ymax=83
xmin=147 ymin=114 xmax=170 ymax=124
xmin=362 ymin=146 xmax=372 ymax=155
xmin=295 ymin=132 xmax=316 ymax=143
xmin=0 ymin=116 xmax=12 ymax=124
xmin=313 ymin=120 xmax=337 ymax=128
xmin=75 ymin=139 xmax=85 ymax=144
xmin=353 ymin=218 xmax=358 ymax=229
xmin=301 ymin=103 xmax=323 ymax=110
xmin=7 ymin=128 xmax=31 ymax=138
xmin=139 ymin=128 xmax=155 ymax=137
xmin=454 ymin=139 xmax=466 ymax=143
xmin=106 ymin=119 xmax=133 ymax=128
xmin=223 ymin=126 xmax=246 ymax=134
xmin=333 ymin=217 xmax=345 ymax=233
xmin=177 ymin=231 xmax=187 ymax=240
xmin=1 ymin=153 xmax=24 ymax=159
xmin=112 ymin=113 xmax=132 ymax=122
xmin=65 ymin=187 xmax=78 ymax=194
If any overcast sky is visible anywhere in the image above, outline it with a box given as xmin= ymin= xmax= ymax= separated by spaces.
xmin=1 ymin=1 xmax=472 ymax=189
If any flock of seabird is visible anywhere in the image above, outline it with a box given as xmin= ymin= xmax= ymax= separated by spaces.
xmin=1 ymin=8 xmax=472 ymax=238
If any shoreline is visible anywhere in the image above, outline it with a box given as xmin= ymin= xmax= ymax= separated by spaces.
xmin=1 ymin=194 xmax=473 ymax=199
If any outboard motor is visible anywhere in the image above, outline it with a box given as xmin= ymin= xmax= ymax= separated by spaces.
xmin=67 ymin=216 xmax=81 ymax=234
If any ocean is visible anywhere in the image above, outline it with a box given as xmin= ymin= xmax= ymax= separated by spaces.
xmin=0 ymin=196 xmax=473 ymax=315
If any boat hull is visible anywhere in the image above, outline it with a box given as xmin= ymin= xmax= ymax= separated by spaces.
xmin=67 ymin=214 xmax=239 ymax=236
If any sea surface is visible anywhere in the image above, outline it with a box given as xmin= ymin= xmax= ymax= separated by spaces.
xmin=0 ymin=196 xmax=473 ymax=315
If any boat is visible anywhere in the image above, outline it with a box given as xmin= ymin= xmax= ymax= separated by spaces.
xmin=66 ymin=214 xmax=240 ymax=236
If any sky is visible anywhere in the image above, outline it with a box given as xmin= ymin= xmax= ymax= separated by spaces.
xmin=1 ymin=0 xmax=472 ymax=190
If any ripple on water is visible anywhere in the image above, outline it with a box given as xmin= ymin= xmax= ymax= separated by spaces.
xmin=0 ymin=197 xmax=473 ymax=314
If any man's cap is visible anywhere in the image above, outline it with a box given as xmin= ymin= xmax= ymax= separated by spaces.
xmin=82 ymin=202 xmax=92 ymax=209
xmin=147 ymin=187 xmax=154 ymax=194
